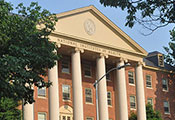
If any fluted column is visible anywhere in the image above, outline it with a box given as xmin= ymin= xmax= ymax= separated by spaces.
xmin=48 ymin=58 xmax=59 ymax=120
xmin=135 ymin=62 xmax=146 ymax=120
xmin=72 ymin=48 xmax=84 ymax=120
xmin=23 ymin=102 xmax=34 ymax=120
xmin=96 ymin=54 xmax=109 ymax=120
xmin=115 ymin=59 xmax=128 ymax=120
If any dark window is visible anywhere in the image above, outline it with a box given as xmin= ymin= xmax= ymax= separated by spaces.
xmin=128 ymin=71 xmax=134 ymax=85
xmin=130 ymin=96 xmax=136 ymax=109
xmin=162 ymin=79 xmax=168 ymax=91
xmin=107 ymin=91 xmax=112 ymax=106
xmin=146 ymin=75 xmax=152 ymax=88
xmin=85 ymin=88 xmax=92 ymax=103
xmin=164 ymin=101 xmax=170 ymax=114
xmin=84 ymin=64 xmax=92 ymax=77
xmin=62 ymin=85 xmax=70 ymax=100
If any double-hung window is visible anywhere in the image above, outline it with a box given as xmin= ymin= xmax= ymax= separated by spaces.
xmin=147 ymin=98 xmax=153 ymax=107
xmin=85 ymin=88 xmax=93 ymax=103
xmin=128 ymin=71 xmax=134 ymax=85
xmin=38 ymin=87 xmax=46 ymax=97
xmin=84 ymin=64 xmax=92 ymax=77
xmin=164 ymin=101 xmax=170 ymax=114
xmin=62 ymin=85 xmax=70 ymax=101
xmin=146 ymin=75 xmax=152 ymax=88
xmin=61 ymin=58 xmax=70 ymax=74
xmin=107 ymin=91 xmax=112 ymax=106
xmin=130 ymin=96 xmax=136 ymax=109
xmin=38 ymin=113 xmax=46 ymax=120
xmin=162 ymin=79 xmax=168 ymax=91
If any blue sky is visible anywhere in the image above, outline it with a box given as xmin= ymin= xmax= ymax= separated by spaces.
xmin=6 ymin=0 xmax=174 ymax=54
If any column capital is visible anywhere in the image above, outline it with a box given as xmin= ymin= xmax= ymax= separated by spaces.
xmin=57 ymin=43 xmax=61 ymax=48
xmin=100 ymin=53 xmax=108 ymax=58
xmin=75 ymin=47 xmax=84 ymax=53
xmin=137 ymin=61 xmax=145 ymax=66
xmin=115 ymin=57 xmax=127 ymax=63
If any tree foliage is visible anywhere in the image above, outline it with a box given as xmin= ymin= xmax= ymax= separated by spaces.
xmin=164 ymin=29 xmax=175 ymax=66
xmin=0 ymin=97 xmax=21 ymax=120
xmin=129 ymin=104 xmax=162 ymax=120
xmin=99 ymin=0 xmax=175 ymax=33
xmin=0 ymin=0 xmax=59 ymax=104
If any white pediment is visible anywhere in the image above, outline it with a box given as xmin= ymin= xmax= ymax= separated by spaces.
xmin=54 ymin=6 xmax=147 ymax=57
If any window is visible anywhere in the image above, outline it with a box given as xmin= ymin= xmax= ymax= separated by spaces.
xmin=107 ymin=91 xmax=112 ymax=106
xmin=38 ymin=87 xmax=46 ymax=97
xmin=61 ymin=58 xmax=70 ymax=74
xmin=62 ymin=85 xmax=70 ymax=101
xmin=128 ymin=71 xmax=134 ymax=85
xmin=86 ymin=117 xmax=94 ymax=120
xmin=147 ymin=98 xmax=153 ymax=106
xmin=38 ymin=113 xmax=46 ymax=120
xmin=158 ymin=54 xmax=164 ymax=67
xmin=130 ymin=96 xmax=136 ymax=109
xmin=162 ymin=79 xmax=168 ymax=91
xmin=84 ymin=64 xmax=92 ymax=77
xmin=146 ymin=75 xmax=152 ymax=88
xmin=164 ymin=101 xmax=170 ymax=114
xmin=85 ymin=88 xmax=93 ymax=103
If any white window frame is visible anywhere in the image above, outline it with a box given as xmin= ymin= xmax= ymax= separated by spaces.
xmin=162 ymin=79 xmax=168 ymax=92
xmin=86 ymin=117 xmax=94 ymax=120
xmin=107 ymin=91 xmax=112 ymax=106
xmin=38 ymin=112 xmax=47 ymax=120
xmin=62 ymin=84 xmax=71 ymax=101
xmin=146 ymin=75 xmax=152 ymax=88
xmin=128 ymin=71 xmax=135 ymax=85
xmin=130 ymin=95 xmax=136 ymax=109
xmin=84 ymin=63 xmax=92 ymax=78
xmin=85 ymin=88 xmax=93 ymax=104
xmin=38 ymin=87 xmax=46 ymax=98
xmin=147 ymin=98 xmax=153 ymax=107
xmin=61 ymin=58 xmax=70 ymax=74
xmin=164 ymin=101 xmax=170 ymax=114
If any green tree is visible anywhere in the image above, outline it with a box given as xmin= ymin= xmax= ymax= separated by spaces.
xmin=129 ymin=104 xmax=162 ymax=120
xmin=99 ymin=0 xmax=175 ymax=33
xmin=0 ymin=97 xmax=21 ymax=120
xmin=0 ymin=0 xmax=59 ymax=104
xmin=164 ymin=29 xmax=175 ymax=66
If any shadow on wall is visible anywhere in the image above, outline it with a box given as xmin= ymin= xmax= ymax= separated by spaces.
xmin=154 ymin=72 xmax=175 ymax=120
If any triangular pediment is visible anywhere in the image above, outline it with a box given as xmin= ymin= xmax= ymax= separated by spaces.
xmin=53 ymin=5 xmax=147 ymax=57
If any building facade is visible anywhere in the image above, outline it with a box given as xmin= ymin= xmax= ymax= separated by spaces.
xmin=23 ymin=6 xmax=175 ymax=120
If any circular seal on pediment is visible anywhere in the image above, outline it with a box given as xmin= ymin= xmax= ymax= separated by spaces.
xmin=84 ymin=19 xmax=96 ymax=35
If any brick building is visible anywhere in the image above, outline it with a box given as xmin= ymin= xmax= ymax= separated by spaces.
xmin=23 ymin=6 xmax=175 ymax=120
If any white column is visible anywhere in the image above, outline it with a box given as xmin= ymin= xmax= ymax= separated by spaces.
xmin=72 ymin=48 xmax=84 ymax=120
xmin=135 ymin=62 xmax=146 ymax=120
xmin=48 ymin=60 xmax=59 ymax=120
xmin=96 ymin=55 xmax=109 ymax=120
xmin=115 ymin=59 xmax=128 ymax=120
xmin=23 ymin=103 xmax=34 ymax=120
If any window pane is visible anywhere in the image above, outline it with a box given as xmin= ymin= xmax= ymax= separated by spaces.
xmin=61 ymin=60 xmax=70 ymax=73
xmin=146 ymin=75 xmax=152 ymax=88
xmin=84 ymin=64 xmax=92 ymax=77
xmin=164 ymin=101 xmax=170 ymax=113
xmin=86 ymin=117 xmax=93 ymax=120
xmin=128 ymin=71 xmax=134 ymax=84
xmin=162 ymin=79 xmax=168 ymax=91
xmin=38 ymin=87 xmax=46 ymax=97
xmin=147 ymin=98 xmax=153 ymax=106
xmin=107 ymin=92 xmax=112 ymax=105
xmin=62 ymin=85 xmax=70 ymax=100
xmin=85 ymin=88 xmax=92 ymax=103
xmin=38 ymin=113 xmax=46 ymax=120
xmin=130 ymin=96 xmax=136 ymax=109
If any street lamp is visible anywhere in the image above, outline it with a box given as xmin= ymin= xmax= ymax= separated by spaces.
xmin=93 ymin=62 xmax=130 ymax=120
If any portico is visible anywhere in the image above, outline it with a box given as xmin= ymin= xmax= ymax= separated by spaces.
xmin=23 ymin=5 xmax=148 ymax=120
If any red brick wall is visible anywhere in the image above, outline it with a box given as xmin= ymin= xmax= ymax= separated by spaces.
xmin=33 ymin=59 xmax=175 ymax=120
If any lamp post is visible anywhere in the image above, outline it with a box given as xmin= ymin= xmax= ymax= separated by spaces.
xmin=93 ymin=62 xmax=130 ymax=120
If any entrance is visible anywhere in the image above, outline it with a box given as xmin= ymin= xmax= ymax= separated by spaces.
xmin=59 ymin=105 xmax=73 ymax=120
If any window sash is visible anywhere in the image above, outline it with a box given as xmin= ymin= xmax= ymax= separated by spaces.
xmin=146 ymin=75 xmax=152 ymax=88
xmin=130 ymin=96 xmax=136 ymax=109
xmin=162 ymin=79 xmax=168 ymax=91
xmin=107 ymin=92 xmax=112 ymax=105
xmin=84 ymin=64 xmax=92 ymax=77
xmin=38 ymin=87 xmax=46 ymax=97
xmin=85 ymin=88 xmax=92 ymax=103
xmin=62 ymin=85 xmax=70 ymax=100
xmin=61 ymin=60 xmax=70 ymax=73
xmin=164 ymin=101 xmax=170 ymax=113
xmin=128 ymin=71 xmax=134 ymax=84
xmin=38 ymin=113 xmax=46 ymax=120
